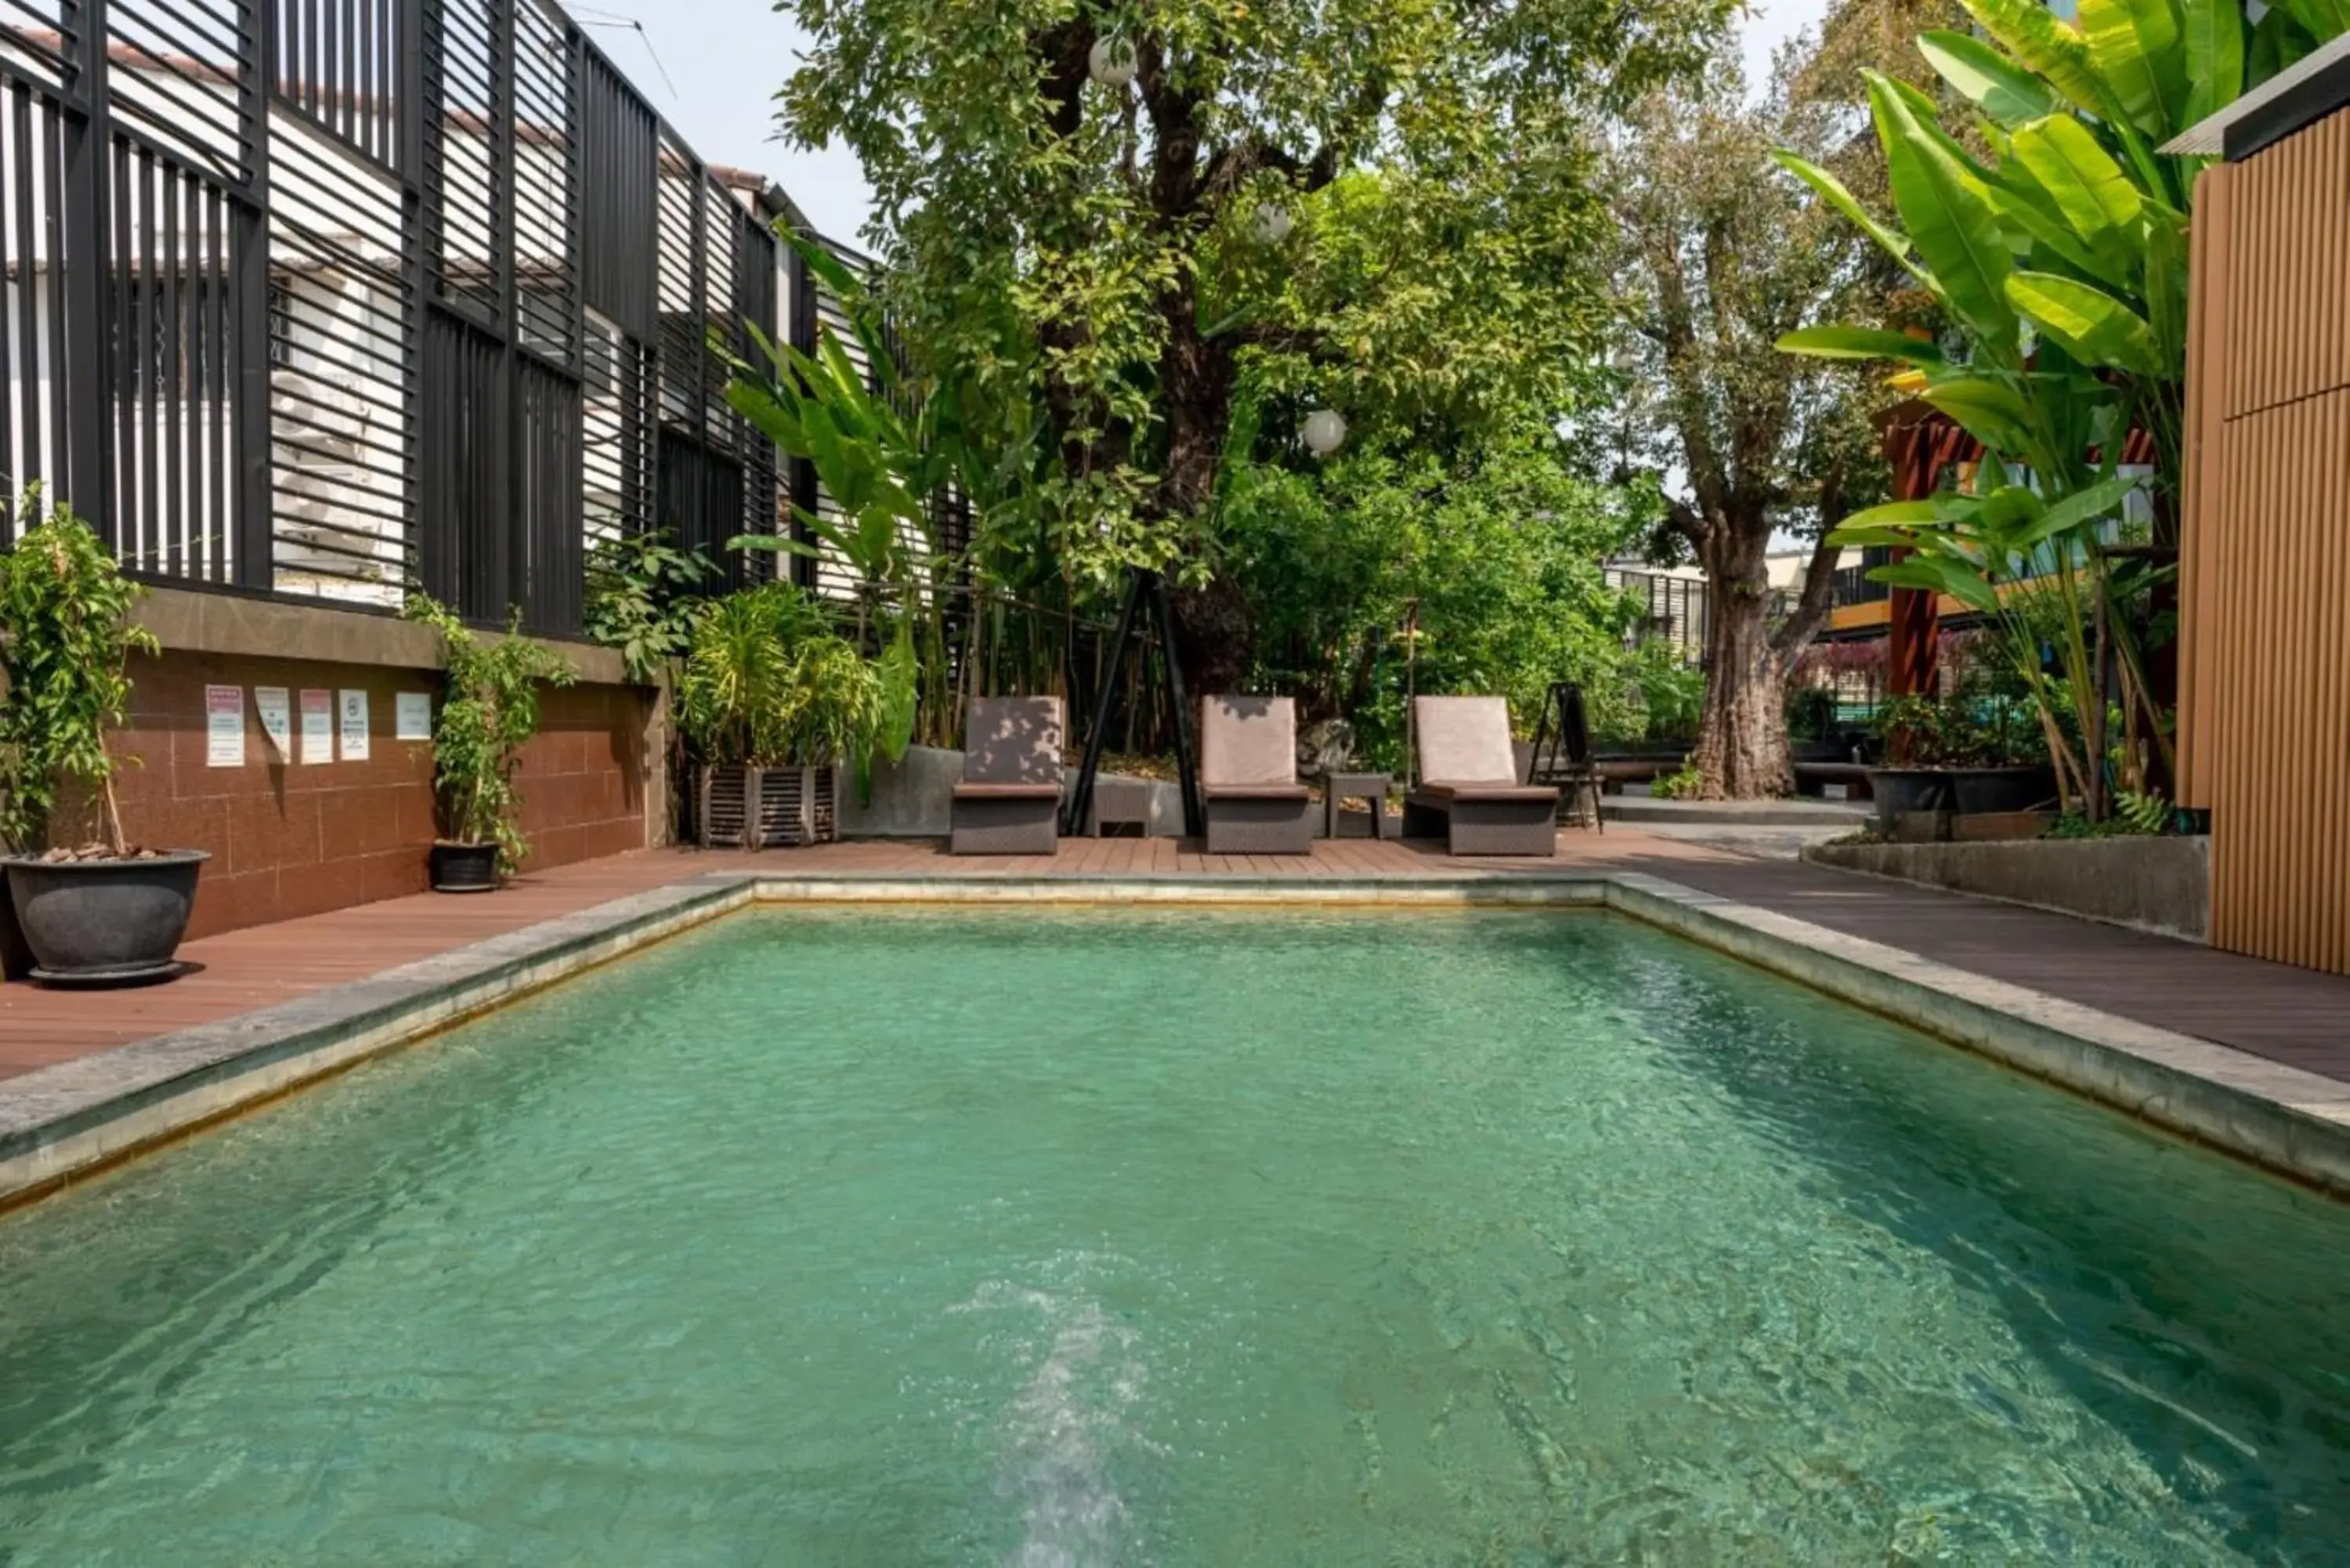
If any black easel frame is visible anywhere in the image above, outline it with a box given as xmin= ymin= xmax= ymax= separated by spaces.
xmin=1064 ymin=569 xmax=1205 ymax=839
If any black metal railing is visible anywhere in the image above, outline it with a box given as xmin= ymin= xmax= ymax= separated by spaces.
xmin=0 ymin=0 xmax=848 ymax=639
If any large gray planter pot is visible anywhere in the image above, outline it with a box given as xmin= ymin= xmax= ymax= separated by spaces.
xmin=1 ymin=851 xmax=210 ymax=985
xmin=1947 ymin=765 xmax=2058 ymax=816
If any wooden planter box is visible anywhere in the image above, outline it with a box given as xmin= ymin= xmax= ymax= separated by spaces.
xmin=696 ymin=764 xmax=838 ymax=850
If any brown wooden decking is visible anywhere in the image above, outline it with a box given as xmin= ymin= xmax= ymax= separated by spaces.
xmin=6 ymin=832 xmax=2350 ymax=1089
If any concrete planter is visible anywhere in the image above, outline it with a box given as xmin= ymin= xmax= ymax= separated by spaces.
xmin=1806 ymin=836 xmax=2210 ymax=941
xmin=2 ymin=851 xmax=211 ymax=984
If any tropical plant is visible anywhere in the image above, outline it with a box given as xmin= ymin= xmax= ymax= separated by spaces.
xmin=584 ymin=528 xmax=718 ymax=684
xmin=1831 ymin=471 xmax=2144 ymax=806
xmin=403 ymin=594 xmax=577 ymax=875
xmin=1772 ymin=0 xmax=2339 ymax=808
xmin=675 ymin=583 xmax=891 ymax=771
xmin=0 ymin=493 xmax=157 ymax=857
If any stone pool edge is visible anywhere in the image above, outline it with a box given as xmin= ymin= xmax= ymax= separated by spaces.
xmin=0 ymin=875 xmax=757 ymax=1207
xmin=3 ymin=868 xmax=2348 ymax=1207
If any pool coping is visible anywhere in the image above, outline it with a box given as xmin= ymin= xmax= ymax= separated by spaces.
xmin=2 ymin=869 xmax=2348 ymax=1208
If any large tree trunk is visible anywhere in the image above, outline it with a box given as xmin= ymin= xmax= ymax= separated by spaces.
xmin=1157 ymin=275 xmax=1255 ymax=698
xmin=1691 ymin=539 xmax=1795 ymax=799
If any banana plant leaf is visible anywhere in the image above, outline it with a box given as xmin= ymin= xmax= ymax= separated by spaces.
xmin=2078 ymin=0 xmax=2187 ymax=140
xmin=1919 ymin=30 xmax=2060 ymax=126
xmin=2006 ymin=271 xmax=2162 ymax=376
xmin=1771 ymin=150 xmax=1925 ymax=282
xmin=1776 ymin=326 xmax=1948 ymax=363
xmin=1867 ymin=72 xmax=2021 ymax=361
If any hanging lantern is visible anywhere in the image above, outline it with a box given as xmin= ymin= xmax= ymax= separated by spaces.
xmin=1089 ymin=37 xmax=1137 ymax=88
xmin=1251 ymin=203 xmax=1295 ymax=244
xmin=1303 ymin=409 xmax=1347 ymax=457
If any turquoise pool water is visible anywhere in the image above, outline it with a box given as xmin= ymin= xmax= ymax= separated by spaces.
xmin=1 ymin=909 xmax=2347 ymax=1564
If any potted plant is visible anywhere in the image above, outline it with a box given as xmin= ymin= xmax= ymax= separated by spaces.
xmin=403 ymin=594 xmax=576 ymax=892
xmin=678 ymin=583 xmax=882 ymax=848
xmin=0 ymin=496 xmax=208 ymax=984
xmin=1865 ymin=675 xmax=2054 ymax=827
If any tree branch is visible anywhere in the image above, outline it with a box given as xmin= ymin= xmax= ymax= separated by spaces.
xmin=1770 ymin=458 xmax=1849 ymax=656
xmin=1035 ymin=23 xmax=1095 ymax=140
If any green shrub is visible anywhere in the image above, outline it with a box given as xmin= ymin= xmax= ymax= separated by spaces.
xmin=404 ymin=594 xmax=576 ymax=875
xmin=0 ymin=493 xmax=157 ymax=855
xmin=676 ymin=583 xmax=885 ymax=768
xmin=1653 ymin=763 xmax=1705 ymax=800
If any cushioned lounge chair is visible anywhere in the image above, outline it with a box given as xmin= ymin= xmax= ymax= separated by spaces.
xmin=951 ymin=696 xmax=1065 ymax=855
xmin=1405 ymin=696 xmax=1559 ymax=857
xmin=1200 ymin=695 xmax=1314 ymax=855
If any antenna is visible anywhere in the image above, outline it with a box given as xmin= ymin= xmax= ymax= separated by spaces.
xmin=568 ymin=7 xmax=678 ymax=100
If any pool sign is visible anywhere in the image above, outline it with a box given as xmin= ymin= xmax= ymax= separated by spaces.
xmin=338 ymin=689 xmax=371 ymax=762
xmin=204 ymin=685 xmax=244 ymax=768
xmin=254 ymin=687 xmax=292 ymax=761
xmin=299 ymin=689 xmax=334 ymax=765
xmin=396 ymin=692 xmax=433 ymax=742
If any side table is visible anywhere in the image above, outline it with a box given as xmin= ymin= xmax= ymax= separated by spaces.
xmin=1085 ymin=774 xmax=1155 ymax=837
xmin=1318 ymin=771 xmax=1394 ymax=840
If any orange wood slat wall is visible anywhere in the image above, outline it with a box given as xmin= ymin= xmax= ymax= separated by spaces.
xmin=2180 ymin=111 xmax=2350 ymax=974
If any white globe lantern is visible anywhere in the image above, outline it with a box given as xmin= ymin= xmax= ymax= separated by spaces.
xmin=1303 ymin=409 xmax=1347 ymax=457
xmin=1089 ymin=37 xmax=1137 ymax=88
xmin=1251 ymin=202 xmax=1295 ymax=244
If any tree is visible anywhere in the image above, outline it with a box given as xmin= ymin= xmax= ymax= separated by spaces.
xmin=1607 ymin=46 xmax=1892 ymax=798
xmin=777 ymin=0 xmax=1730 ymax=692
xmin=1222 ymin=406 xmax=1659 ymax=764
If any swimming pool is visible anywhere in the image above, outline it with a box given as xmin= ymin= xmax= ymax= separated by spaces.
xmin=1 ymin=907 xmax=2345 ymax=1563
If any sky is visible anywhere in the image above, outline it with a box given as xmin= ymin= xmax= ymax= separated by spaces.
xmin=564 ymin=0 xmax=1834 ymax=247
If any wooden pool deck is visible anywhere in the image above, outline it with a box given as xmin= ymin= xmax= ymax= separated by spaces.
xmin=7 ymin=830 xmax=2350 ymax=1089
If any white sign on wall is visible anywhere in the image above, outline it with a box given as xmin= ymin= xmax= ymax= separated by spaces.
xmin=338 ymin=689 xmax=371 ymax=762
xmin=299 ymin=688 xmax=335 ymax=765
xmin=254 ymin=687 xmax=292 ymax=761
xmin=204 ymin=685 xmax=244 ymax=768
xmin=396 ymin=692 xmax=433 ymax=742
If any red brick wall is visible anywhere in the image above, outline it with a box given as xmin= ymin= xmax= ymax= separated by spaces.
xmin=105 ymin=651 xmax=650 ymax=940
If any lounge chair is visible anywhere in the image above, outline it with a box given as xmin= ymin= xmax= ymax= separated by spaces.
xmin=1405 ymin=696 xmax=1560 ymax=857
xmin=1199 ymin=695 xmax=1314 ymax=855
xmin=950 ymin=696 xmax=1065 ymax=855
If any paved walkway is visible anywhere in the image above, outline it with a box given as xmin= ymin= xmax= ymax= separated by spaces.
xmin=7 ymin=831 xmax=2350 ymax=1087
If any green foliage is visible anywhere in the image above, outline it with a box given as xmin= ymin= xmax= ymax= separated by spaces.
xmin=2048 ymin=788 xmax=2173 ymax=836
xmin=1783 ymin=0 xmax=2344 ymax=499
xmin=0 ymin=492 xmax=157 ymax=854
xmin=403 ymin=595 xmax=577 ymax=876
xmin=1219 ymin=415 xmax=1654 ymax=770
xmin=1781 ymin=0 xmax=2314 ymax=807
xmin=1832 ymin=471 xmax=2157 ymax=807
xmin=775 ymin=0 xmax=1730 ymax=605
xmin=1633 ymin=643 xmax=1707 ymax=742
xmin=1653 ymin=763 xmax=1707 ymax=800
xmin=583 ymin=528 xmax=718 ymax=683
xmin=675 ymin=583 xmax=888 ymax=771
xmin=1787 ymin=684 xmax=1842 ymax=745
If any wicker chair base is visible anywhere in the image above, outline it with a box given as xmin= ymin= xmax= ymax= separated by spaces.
xmin=1404 ymin=791 xmax=1558 ymax=857
xmin=950 ymin=795 xmax=1061 ymax=855
xmin=1204 ymin=796 xmax=1316 ymax=854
